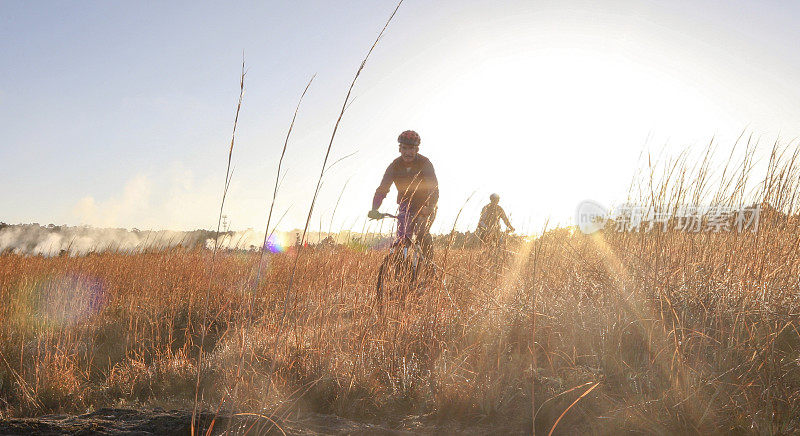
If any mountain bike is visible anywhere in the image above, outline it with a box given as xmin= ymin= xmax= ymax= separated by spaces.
xmin=370 ymin=212 xmax=427 ymax=313
xmin=477 ymin=227 xmax=513 ymax=279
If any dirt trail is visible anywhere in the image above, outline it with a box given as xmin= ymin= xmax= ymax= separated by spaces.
xmin=0 ymin=408 xmax=425 ymax=435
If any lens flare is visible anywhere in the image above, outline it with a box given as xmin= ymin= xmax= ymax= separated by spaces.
xmin=27 ymin=274 xmax=106 ymax=328
xmin=265 ymin=234 xmax=285 ymax=253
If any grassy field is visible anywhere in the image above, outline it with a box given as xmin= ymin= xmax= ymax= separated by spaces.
xmin=2 ymin=205 xmax=800 ymax=434
xmin=3 ymin=139 xmax=800 ymax=434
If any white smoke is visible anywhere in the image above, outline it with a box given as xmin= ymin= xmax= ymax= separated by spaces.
xmin=0 ymin=224 xmax=212 ymax=256
xmin=0 ymin=224 xmax=376 ymax=256
xmin=72 ymin=174 xmax=152 ymax=228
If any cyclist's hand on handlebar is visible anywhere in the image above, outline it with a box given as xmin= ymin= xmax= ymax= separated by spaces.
xmin=368 ymin=209 xmax=382 ymax=220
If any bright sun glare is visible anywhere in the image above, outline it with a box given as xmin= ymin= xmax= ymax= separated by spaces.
xmin=412 ymin=46 xmax=736 ymax=232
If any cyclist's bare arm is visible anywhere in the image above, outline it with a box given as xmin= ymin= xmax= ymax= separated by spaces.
xmin=499 ymin=206 xmax=514 ymax=232
xmin=372 ymin=164 xmax=394 ymax=211
xmin=422 ymin=159 xmax=439 ymax=206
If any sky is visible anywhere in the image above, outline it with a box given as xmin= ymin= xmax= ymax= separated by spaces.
xmin=2 ymin=0 xmax=800 ymax=235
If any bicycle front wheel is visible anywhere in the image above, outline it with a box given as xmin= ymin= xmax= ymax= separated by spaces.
xmin=375 ymin=249 xmax=418 ymax=313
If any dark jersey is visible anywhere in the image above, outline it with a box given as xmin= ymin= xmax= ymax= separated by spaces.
xmin=373 ymin=154 xmax=439 ymax=210
xmin=478 ymin=203 xmax=511 ymax=230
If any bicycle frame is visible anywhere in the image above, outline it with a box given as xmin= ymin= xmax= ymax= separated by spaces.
xmin=371 ymin=212 xmax=426 ymax=311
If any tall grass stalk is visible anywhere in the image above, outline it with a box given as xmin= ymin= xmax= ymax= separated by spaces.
xmin=255 ymin=75 xmax=315 ymax=286
xmin=270 ymin=0 xmax=404 ymax=370
xmin=191 ymin=59 xmax=246 ymax=435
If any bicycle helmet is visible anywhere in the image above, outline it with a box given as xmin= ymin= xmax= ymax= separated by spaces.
xmin=398 ymin=130 xmax=421 ymax=146
xmin=490 ymin=193 xmax=500 ymax=202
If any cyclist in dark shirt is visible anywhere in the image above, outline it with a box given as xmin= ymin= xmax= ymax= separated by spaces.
xmin=477 ymin=193 xmax=514 ymax=244
xmin=368 ymin=130 xmax=438 ymax=259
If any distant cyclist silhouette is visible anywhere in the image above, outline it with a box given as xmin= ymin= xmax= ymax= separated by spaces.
xmin=477 ymin=193 xmax=514 ymax=244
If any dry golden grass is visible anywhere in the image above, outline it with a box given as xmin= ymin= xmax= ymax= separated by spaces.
xmin=3 ymin=137 xmax=800 ymax=434
xmin=2 ymin=206 xmax=800 ymax=434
